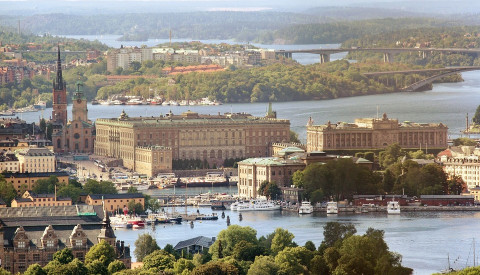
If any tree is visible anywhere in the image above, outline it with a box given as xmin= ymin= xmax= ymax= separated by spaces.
xmin=142 ymin=250 xmax=176 ymax=271
xmin=134 ymin=233 xmax=160 ymax=262
xmin=57 ymin=185 xmax=83 ymax=203
xmin=33 ymin=175 xmax=60 ymax=194
xmin=304 ymin=240 xmax=316 ymax=251
xmin=53 ymin=247 xmax=74 ymax=264
xmin=453 ymin=137 xmax=477 ymax=146
xmin=232 ymin=240 xmax=264 ymax=262
xmin=83 ymin=179 xmax=117 ymax=194
xmin=127 ymin=186 xmax=138 ymax=193
xmin=379 ymin=143 xmax=404 ymax=168
xmin=127 ymin=200 xmax=144 ymax=214
xmin=289 ymin=130 xmax=300 ymax=143
xmin=473 ymin=104 xmax=480 ymax=124
xmin=86 ymin=259 xmax=108 ymax=275
xmin=209 ymin=225 xmax=258 ymax=260
xmin=448 ymin=175 xmax=465 ymax=195
xmin=24 ymin=264 xmax=46 ymax=275
xmin=0 ymin=175 xmax=17 ymax=206
xmin=258 ymin=181 xmax=281 ymax=200
xmin=320 ymin=222 xmax=357 ymax=251
xmin=270 ymin=228 xmax=295 ymax=255
xmin=85 ymin=241 xmax=116 ymax=266
xmin=274 ymin=247 xmax=313 ymax=275
xmin=145 ymin=196 xmax=161 ymax=213
xmin=173 ymin=258 xmax=196 ymax=275
xmin=247 ymin=256 xmax=279 ymax=275
xmin=107 ymin=260 xmax=126 ymax=274
xmin=191 ymin=261 xmax=239 ymax=275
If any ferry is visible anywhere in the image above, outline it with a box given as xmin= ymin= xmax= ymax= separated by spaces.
xmin=326 ymin=201 xmax=338 ymax=214
xmin=387 ymin=200 xmax=401 ymax=214
xmin=298 ymin=201 xmax=314 ymax=214
xmin=236 ymin=199 xmax=281 ymax=211
xmin=110 ymin=215 xmax=132 ymax=229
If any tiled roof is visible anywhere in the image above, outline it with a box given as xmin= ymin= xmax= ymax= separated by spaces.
xmin=3 ymin=172 xmax=69 ymax=178
xmin=17 ymin=147 xmax=54 ymax=156
xmin=174 ymin=236 xmax=214 ymax=250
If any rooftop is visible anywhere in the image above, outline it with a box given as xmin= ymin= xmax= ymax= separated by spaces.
xmin=16 ymin=147 xmax=54 ymax=157
xmin=3 ymin=172 xmax=69 ymax=178
xmin=239 ymin=157 xmax=304 ymax=166
xmin=88 ymin=193 xmax=144 ymax=200
xmin=174 ymin=236 xmax=215 ymax=251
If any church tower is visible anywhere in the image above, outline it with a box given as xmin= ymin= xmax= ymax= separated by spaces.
xmin=72 ymin=81 xmax=88 ymax=122
xmin=52 ymin=45 xmax=68 ymax=125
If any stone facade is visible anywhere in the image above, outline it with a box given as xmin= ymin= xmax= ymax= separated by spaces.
xmin=0 ymin=205 xmax=131 ymax=274
xmin=86 ymin=193 xmax=145 ymax=213
xmin=16 ymin=147 xmax=55 ymax=173
xmin=440 ymin=155 xmax=480 ymax=190
xmin=11 ymin=191 xmax=72 ymax=208
xmin=3 ymin=172 xmax=69 ymax=193
xmin=134 ymin=146 xmax=172 ymax=177
xmin=237 ymin=157 xmax=305 ymax=198
xmin=51 ymin=46 xmax=68 ymax=126
xmin=306 ymin=113 xmax=448 ymax=152
xmin=95 ymin=110 xmax=290 ymax=170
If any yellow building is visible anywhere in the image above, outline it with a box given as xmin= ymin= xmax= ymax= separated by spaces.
xmin=0 ymin=150 xmax=19 ymax=172
xmin=134 ymin=146 xmax=172 ymax=177
xmin=95 ymin=109 xmax=290 ymax=171
xmin=16 ymin=147 xmax=55 ymax=173
xmin=306 ymin=113 xmax=448 ymax=152
xmin=237 ymin=157 xmax=306 ymax=198
xmin=11 ymin=191 xmax=72 ymax=207
xmin=3 ymin=172 xmax=69 ymax=193
xmin=85 ymin=193 xmax=145 ymax=212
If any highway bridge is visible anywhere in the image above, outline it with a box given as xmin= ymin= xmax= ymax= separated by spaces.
xmin=275 ymin=47 xmax=480 ymax=63
xmin=363 ymin=66 xmax=480 ymax=92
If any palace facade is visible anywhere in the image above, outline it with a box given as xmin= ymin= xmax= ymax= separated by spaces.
xmin=94 ymin=109 xmax=290 ymax=171
xmin=306 ymin=113 xmax=448 ymax=152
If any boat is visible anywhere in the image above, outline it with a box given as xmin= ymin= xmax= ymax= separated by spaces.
xmin=236 ymin=199 xmax=281 ymax=211
xmin=91 ymin=99 xmax=99 ymax=105
xmin=131 ymin=182 xmax=150 ymax=191
xmin=100 ymin=100 xmax=112 ymax=105
xmin=387 ymin=199 xmax=401 ymax=214
xmin=326 ymin=201 xmax=338 ymax=214
xmin=33 ymin=101 xmax=46 ymax=110
xmin=298 ymin=201 xmax=313 ymax=214
xmin=110 ymin=215 xmax=132 ymax=229
xmin=196 ymin=214 xmax=219 ymax=220
xmin=126 ymin=216 xmax=146 ymax=227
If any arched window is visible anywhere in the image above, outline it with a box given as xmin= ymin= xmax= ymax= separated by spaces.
xmin=56 ymin=139 xmax=61 ymax=149
xmin=85 ymin=139 xmax=88 ymax=148
xmin=210 ymin=150 xmax=215 ymax=159
xmin=57 ymin=95 xmax=61 ymax=103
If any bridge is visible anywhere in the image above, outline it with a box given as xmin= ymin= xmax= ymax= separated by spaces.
xmin=363 ymin=66 xmax=480 ymax=92
xmin=275 ymin=47 xmax=480 ymax=64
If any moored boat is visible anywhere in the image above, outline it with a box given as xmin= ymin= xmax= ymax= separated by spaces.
xmin=298 ymin=201 xmax=313 ymax=214
xmin=326 ymin=201 xmax=338 ymax=214
xmin=387 ymin=200 xmax=401 ymax=214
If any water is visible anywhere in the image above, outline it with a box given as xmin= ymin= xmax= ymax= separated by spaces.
xmin=23 ymin=71 xmax=480 ymax=143
xmin=27 ymin=35 xmax=480 ymax=273
xmin=115 ymin=208 xmax=480 ymax=275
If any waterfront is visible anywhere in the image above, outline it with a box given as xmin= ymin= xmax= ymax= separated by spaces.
xmin=21 ymin=70 xmax=480 ymax=142
xmin=115 ymin=208 xmax=480 ymax=275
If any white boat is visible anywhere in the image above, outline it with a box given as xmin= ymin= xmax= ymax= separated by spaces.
xmin=110 ymin=215 xmax=132 ymax=228
xmin=237 ymin=199 xmax=281 ymax=211
xmin=326 ymin=201 xmax=338 ymax=214
xmin=131 ymin=182 xmax=150 ymax=191
xmin=33 ymin=101 xmax=46 ymax=110
xmin=387 ymin=200 xmax=401 ymax=214
xmin=298 ymin=201 xmax=313 ymax=214
xmin=100 ymin=100 xmax=112 ymax=105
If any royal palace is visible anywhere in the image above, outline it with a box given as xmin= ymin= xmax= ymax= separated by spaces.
xmin=306 ymin=113 xmax=448 ymax=152
xmin=94 ymin=108 xmax=290 ymax=174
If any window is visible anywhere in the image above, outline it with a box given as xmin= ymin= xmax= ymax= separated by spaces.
xmin=47 ymin=253 xmax=53 ymax=261
xmin=18 ymin=254 xmax=26 ymax=262
xmin=85 ymin=139 xmax=89 ymax=148
xmin=75 ymin=239 xmax=83 ymax=247
xmin=47 ymin=240 xmax=55 ymax=248
xmin=33 ymin=254 xmax=40 ymax=261
xmin=76 ymin=252 xmax=84 ymax=261
xmin=17 ymin=241 xmax=25 ymax=248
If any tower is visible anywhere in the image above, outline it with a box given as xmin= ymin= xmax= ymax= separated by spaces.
xmin=52 ymin=45 xmax=67 ymax=126
xmin=72 ymin=81 xmax=88 ymax=122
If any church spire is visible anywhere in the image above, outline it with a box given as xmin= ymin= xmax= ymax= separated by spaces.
xmin=54 ymin=44 xmax=64 ymax=91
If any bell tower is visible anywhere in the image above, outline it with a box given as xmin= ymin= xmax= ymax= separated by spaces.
xmin=52 ymin=44 xmax=68 ymax=125
xmin=72 ymin=81 xmax=88 ymax=122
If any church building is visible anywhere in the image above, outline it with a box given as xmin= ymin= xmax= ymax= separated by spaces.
xmin=52 ymin=46 xmax=95 ymax=154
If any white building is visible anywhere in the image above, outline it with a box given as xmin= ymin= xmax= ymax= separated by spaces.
xmin=16 ymin=147 xmax=55 ymax=173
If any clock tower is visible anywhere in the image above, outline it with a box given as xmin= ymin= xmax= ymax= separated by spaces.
xmin=72 ymin=81 xmax=88 ymax=122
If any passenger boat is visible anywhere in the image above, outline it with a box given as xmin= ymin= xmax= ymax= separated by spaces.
xmin=387 ymin=199 xmax=401 ymax=214
xmin=196 ymin=214 xmax=219 ymax=220
xmin=236 ymin=199 xmax=281 ymax=211
xmin=110 ymin=215 xmax=132 ymax=229
xmin=298 ymin=201 xmax=313 ymax=214
xmin=326 ymin=201 xmax=338 ymax=214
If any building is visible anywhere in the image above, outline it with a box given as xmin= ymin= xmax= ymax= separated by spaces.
xmin=95 ymin=109 xmax=290 ymax=170
xmin=11 ymin=191 xmax=72 ymax=207
xmin=0 ymin=205 xmax=130 ymax=273
xmin=462 ymin=186 xmax=480 ymax=201
xmin=173 ymin=236 xmax=215 ymax=254
xmin=51 ymin=48 xmax=95 ymax=154
xmin=440 ymin=156 xmax=480 ymax=190
xmin=306 ymin=113 xmax=448 ymax=152
xmin=0 ymin=150 xmax=19 ymax=172
xmin=51 ymin=46 xmax=68 ymax=126
xmin=237 ymin=157 xmax=306 ymax=198
xmin=16 ymin=147 xmax=55 ymax=173
xmin=420 ymin=195 xmax=474 ymax=206
xmin=134 ymin=146 xmax=172 ymax=177
xmin=352 ymin=195 xmax=410 ymax=206
xmin=85 ymin=193 xmax=145 ymax=212
xmin=2 ymin=172 xmax=69 ymax=193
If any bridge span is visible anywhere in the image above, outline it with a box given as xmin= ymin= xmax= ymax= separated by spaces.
xmin=362 ymin=66 xmax=480 ymax=92
xmin=275 ymin=47 xmax=480 ymax=64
